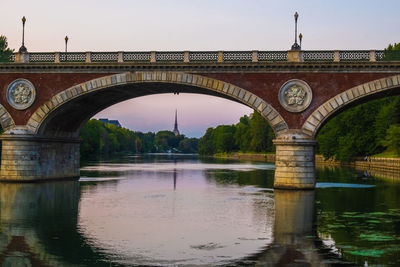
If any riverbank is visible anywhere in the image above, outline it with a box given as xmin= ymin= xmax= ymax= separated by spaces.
xmin=214 ymin=152 xmax=400 ymax=172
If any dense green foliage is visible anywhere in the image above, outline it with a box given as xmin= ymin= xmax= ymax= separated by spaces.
xmin=381 ymin=124 xmax=400 ymax=155
xmin=79 ymin=119 xmax=198 ymax=160
xmin=383 ymin=43 xmax=400 ymax=60
xmin=80 ymin=120 xmax=139 ymax=160
xmin=0 ymin=36 xmax=13 ymax=62
xmin=198 ymin=111 xmax=274 ymax=155
xmin=317 ymin=96 xmax=400 ymax=161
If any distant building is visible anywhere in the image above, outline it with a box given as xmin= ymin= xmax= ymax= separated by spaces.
xmin=99 ymin=118 xmax=122 ymax=128
xmin=172 ymin=110 xmax=180 ymax=136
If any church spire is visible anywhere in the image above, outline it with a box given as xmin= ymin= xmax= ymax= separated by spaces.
xmin=173 ymin=109 xmax=180 ymax=136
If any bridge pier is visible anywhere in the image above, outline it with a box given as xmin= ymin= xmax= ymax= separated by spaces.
xmin=273 ymin=134 xmax=316 ymax=189
xmin=0 ymin=135 xmax=80 ymax=182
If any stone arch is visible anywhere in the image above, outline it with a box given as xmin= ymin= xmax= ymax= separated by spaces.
xmin=302 ymin=75 xmax=400 ymax=138
xmin=26 ymin=71 xmax=288 ymax=138
xmin=0 ymin=104 xmax=15 ymax=132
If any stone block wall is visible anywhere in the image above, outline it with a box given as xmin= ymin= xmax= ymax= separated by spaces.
xmin=273 ymin=139 xmax=316 ymax=189
xmin=0 ymin=135 xmax=80 ymax=181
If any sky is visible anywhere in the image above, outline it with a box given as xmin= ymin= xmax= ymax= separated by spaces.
xmin=2 ymin=0 xmax=400 ymax=137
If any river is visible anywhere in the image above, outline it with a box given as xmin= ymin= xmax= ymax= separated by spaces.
xmin=0 ymin=154 xmax=399 ymax=266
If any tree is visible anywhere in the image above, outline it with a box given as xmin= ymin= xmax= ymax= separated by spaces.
xmin=198 ymin=128 xmax=216 ymax=155
xmin=0 ymin=36 xmax=13 ymax=62
xmin=382 ymin=125 xmax=400 ymax=155
xmin=234 ymin=115 xmax=251 ymax=151
xmin=198 ymin=111 xmax=275 ymax=155
xmin=249 ymin=112 xmax=274 ymax=152
xmin=383 ymin=43 xmax=400 ymax=61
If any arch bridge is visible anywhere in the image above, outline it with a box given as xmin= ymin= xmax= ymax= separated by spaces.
xmin=1 ymin=49 xmax=400 ymax=189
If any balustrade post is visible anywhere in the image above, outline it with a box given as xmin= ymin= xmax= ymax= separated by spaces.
xmin=287 ymin=50 xmax=304 ymax=62
xmin=333 ymin=51 xmax=340 ymax=62
xmin=369 ymin=50 xmax=376 ymax=62
xmin=150 ymin=51 xmax=156 ymax=63
xmin=184 ymin=51 xmax=190 ymax=63
xmin=117 ymin=51 xmax=124 ymax=63
xmin=54 ymin=52 xmax=60 ymax=63
xmin=85 ymin=52 xmax=91 ymax=63
xmin=218 ymin=51 xmax=224 ymax=62
xmin=15 ymin=52 xmax=29 ymax=63
xmin=252 ymin=50 xmax=258 ymax=62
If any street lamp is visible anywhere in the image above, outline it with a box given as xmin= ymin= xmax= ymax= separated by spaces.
xmin=291 ymin=12 xmax=300 ymax=50
xmin=65 ymin=35 xmax=69 ymax=53
xmin=19 ymin=16 xmax=27 ymax=53
xmin=299 ymin=33 xmax=303 ymax=49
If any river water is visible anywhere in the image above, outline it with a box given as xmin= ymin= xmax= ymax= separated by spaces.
xmin=0 ymin=154 xmax=399 ymax=266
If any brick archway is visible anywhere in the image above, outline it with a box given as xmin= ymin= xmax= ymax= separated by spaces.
xmin=302 ymin=75 xmax=400 ymax=138
xmin=25 ymin=71 xmax=288 ymax=137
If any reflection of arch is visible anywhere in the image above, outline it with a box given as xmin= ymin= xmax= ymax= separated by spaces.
xmin=0 ymin=104 xmax=15 ymax=131
xmin=302 ymin=75 xmax=400 ymax=137
xmin=26 ymin=71 xmax=288 ymax=138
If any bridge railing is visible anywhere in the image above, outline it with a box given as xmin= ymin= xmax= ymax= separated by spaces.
xmin=9 ymin=50 xmax=400 ymax=63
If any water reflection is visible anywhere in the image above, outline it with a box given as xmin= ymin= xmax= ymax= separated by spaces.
xmin=0 ymin=182 xmax=79 ymax=266
xmin=0 ymin=182 xmax=117 ymax=266
xmin=1 ymin=157 xmax=399 ymax=266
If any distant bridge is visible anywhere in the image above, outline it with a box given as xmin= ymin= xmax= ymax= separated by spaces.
xmin=1 ymin=49 xmax=400 ymax=188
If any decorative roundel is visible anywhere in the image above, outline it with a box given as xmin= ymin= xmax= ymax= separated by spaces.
xmin=6 ymin=79 xmax=36 ymax=110
xmin=278 ymin=79 xmax=312 ymax=113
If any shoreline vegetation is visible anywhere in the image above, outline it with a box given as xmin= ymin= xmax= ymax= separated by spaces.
xmin=79 ymin=119 xmax=198 ymax=161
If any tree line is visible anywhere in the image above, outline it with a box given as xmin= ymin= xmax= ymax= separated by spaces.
xmin=80 ymin=119 xmax=198 ymax=161
xmin=317 ymin=96 xmax=400 ymax=161
xmin=198 ymin=111 xmax=275 ymax=155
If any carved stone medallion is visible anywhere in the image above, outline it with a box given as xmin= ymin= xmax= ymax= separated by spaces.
xmin=6 ymin=79 xmax=36 ymax=110
xmin=279 ymin=79 xmax=312 ymax=113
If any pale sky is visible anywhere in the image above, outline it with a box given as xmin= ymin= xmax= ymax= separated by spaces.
xmin=2 ymin=0 xmax=400 ymax=137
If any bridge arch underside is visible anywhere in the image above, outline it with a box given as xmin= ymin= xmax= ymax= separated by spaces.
xmin=35 ymin=82 xmax=269 ymax=138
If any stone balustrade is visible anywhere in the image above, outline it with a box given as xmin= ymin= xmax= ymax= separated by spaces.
xmin=10 ymin=50 xmax=400 ymax=63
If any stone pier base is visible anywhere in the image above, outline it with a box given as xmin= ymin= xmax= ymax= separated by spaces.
xmin=0 ymin=135 xmax=80 ymax=182
xmin=273 ymin=136 xmax=316 ymax=189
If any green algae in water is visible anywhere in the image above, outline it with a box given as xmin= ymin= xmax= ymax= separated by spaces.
xmin=343 ymin=211 xmax=357 ymax=215
xmin=366 ymin=220 xmax=380 ymax=224
xmin=359 ymin=234 xmax=395 ymax=242
xmin=341 ymin=214 xmax=367 ymax=218
xmin=328 ymin=224 xmax=346 ymax=229
xmin=368 ymin=212 xmax=387 ymax=216
xmin=345 ymin=249 xmax=384 ymax=257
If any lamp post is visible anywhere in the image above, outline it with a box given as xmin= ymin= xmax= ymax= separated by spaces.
xmin=65 ymin=35 xmax=69 ymax=53
xmin=299 ymin=33 xmax=303 ymax=49
xmin=291 ymin=12 xmax=300 ymax=50
xmin=19 ymin=16 xmax=27 ymax=53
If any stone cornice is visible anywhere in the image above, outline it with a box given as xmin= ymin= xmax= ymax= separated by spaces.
xmin=1 ymin=61 xmax=400 ymax=73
